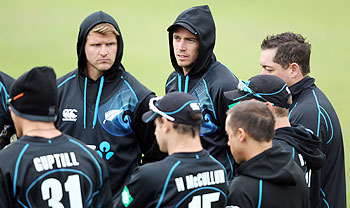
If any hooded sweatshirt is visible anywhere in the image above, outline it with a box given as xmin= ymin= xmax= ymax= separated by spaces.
xmin=289 ymin=76 xmax=346 ymax=208
xmin=227 ymin=144 xmax=311 ymax=208
xmin=166 ymin=5 xmax=239 ymax=179
xmin=56 ymin=11 xmax=164 ymax=196
xmin=0 ymin=71 xmax=15 ymax=131
xmin=274 ymin=124 xmax=325 ymax=207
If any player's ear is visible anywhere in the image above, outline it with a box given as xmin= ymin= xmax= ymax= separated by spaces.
xmin=236 ymin=128 xmax=246 ymax=143
xmin=289 ymin=63 xmax=301 ymax=79
xmin=161 ymin=117 xmax=171 ymax=133
xmin=265 ymin=102 xmax=274 ymax=111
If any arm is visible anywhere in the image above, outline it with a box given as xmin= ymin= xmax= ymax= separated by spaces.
xmin=134 ymin=93 xmax=166 ymax=163
xmin=0 ymin=168 xmax=14 ymax=207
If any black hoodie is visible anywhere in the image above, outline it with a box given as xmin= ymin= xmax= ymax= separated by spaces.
xmin=289 ymin=76 xmax=346 ymax=208
xmin=274 ymin=125 xmax=325 ymax=207
xmin=56 ymin=11 xmax=164 ymax=196
xmin=0 ymin=71 xmax=15 ymax=148
xmin=227 ymin=144 xmax=311 ymax=208
xmin=165 ymin=5 xmax=239 ymax=180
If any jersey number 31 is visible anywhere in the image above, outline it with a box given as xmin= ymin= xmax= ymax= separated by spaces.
xmin=41 ymin=174 xmax=83 ymax=208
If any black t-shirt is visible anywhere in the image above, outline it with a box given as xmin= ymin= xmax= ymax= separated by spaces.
xmin=0 ymin=134 xmax=112 ymax=207
xmin=116 ymin=150 xmax=228 ymax=208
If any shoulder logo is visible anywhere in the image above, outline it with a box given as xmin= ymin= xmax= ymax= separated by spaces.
xmin=62 ymin=109 xmax=78 ymax=122
xmin=121 ymin=186 xmax=133 ymax=207
xmin=103 ymin=109 xmax=123 ymax=124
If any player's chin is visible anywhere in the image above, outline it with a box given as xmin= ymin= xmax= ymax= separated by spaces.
xmin=97 ymin=64 xmax=113 ymax=71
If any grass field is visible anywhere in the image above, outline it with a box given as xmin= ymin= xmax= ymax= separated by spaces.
xmin=1 ymin=0 xmax=349 ymax=205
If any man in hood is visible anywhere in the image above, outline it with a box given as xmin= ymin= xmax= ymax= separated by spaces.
xmin=224 ymin=74 xmax=325 ymax=205
xmin=56 ymin=11 xmax=164 ymax=196
xmin=165 ymin=5 xmax=239 ymax=180
xmin=225 ymin=100 xmax=310 ymax=207
xmin=0 ymin=71 xmax=16 ymax=149
xmin=260 ymin=32 xmax=346 ymax=207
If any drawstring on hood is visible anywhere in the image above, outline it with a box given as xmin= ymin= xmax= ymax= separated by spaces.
xmin=77 ymin=11 xmax=124 ymax=129
xmin=93 ymin=76 xmax=104 ymax=129
xmin=177 ymin=74 xmax=190 ymax=93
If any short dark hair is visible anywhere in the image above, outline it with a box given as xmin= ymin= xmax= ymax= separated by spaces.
xmin=226 ymin=100 xmax=275 ymax=142
xmin=261 ymin=32 xmax=311 ymax=76
xmin=159 ymin=113 xmax=202 ymax=137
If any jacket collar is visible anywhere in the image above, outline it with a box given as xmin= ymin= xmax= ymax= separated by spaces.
xmin=289 ymin=76 xmax=315 ymax=96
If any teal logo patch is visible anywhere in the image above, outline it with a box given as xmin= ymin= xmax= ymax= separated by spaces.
xmin=121 ymin=186 xmax=133 ymax=207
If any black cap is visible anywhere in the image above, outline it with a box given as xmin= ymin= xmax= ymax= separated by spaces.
xmin=224 ymin=75 xmax=292 ymax=109
xmin=9 ymin=66 xmax=58 ymax=122
xmin=142 ymin=92 xmax=203 ymax=126
xmin=167 ymin=22 xmax=198 ymax=35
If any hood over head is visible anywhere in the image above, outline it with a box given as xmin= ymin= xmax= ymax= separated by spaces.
xmin=167 ymin=5 xmax=216 ymax=77
xmin=76 ymin=11 xmax=124 ymax=79
xmin=238 ymin=145 xmax=299 ymax=186
xmin=275 ymin=124 xmax=325 ymax=170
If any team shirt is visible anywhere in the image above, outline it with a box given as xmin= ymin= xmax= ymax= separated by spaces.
xmin=0 ymin=134 xmax=112 ymax=207
xmin=116 ymin=150 xmax=228 ymax=208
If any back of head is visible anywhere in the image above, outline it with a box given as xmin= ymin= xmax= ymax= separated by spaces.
xmin=227 ymin=100 xmax=275 ymax=142
xmin=261 ymin=32 xmax=311 ymax=76
xmin=167 ymin=5 xmax=216 ymax=75
xmin=9 ymin=66 xmax=58 ymax=122
xmin=77 ymin=11 xmax=123 ymax=72
xmin=142 ymin=92 xmax=203 ymax=137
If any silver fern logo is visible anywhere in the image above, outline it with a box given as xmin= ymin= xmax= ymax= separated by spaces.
xmin=103 ymin=109 xmax=123 ymax=124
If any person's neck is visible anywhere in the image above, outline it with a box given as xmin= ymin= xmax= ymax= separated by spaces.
xmin=22 ymin=121 xmax=61 ymax=139
xmin=274 ymin=116 xmax=291 ymax=129
xmin=245 ymin=140 xmax=272 ymax=162
xmin=167 ymin=134 xmax=203 ymax=155
xmin=182 ymin=67 xmax=192 ymax=76
xmin=84 ymin=67 xmax=103 ymax=81
xmin=288 ymin=74 xmax=306 ymax=87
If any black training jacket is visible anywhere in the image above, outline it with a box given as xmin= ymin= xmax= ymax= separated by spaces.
xmin=0 ymin=71 xmax=15 ymax=131
xmin=289 ymin=76 xmax=346 ymax=208
xmin=227 ymin=144 xmax=311 ymax=208
xmin=0 ymin=134 xmax=112 ymax=207
xmin=273 ymin=124 xmax=325 ymax=206
xmin=56 ymin=11 xmax=164 ymax=196
xmin=165 ymin=5 xmax=239 ymax=180
xmin=115 ymin=150 xmax=228 ymax=208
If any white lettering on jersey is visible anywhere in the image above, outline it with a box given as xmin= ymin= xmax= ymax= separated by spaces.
xmin=62 ymin=109 xmax=78 ymax=122
xmin=33 ymin=152 xmax=80 ymax=172
xmin=175 ymin=169 xmax=226 ymax=192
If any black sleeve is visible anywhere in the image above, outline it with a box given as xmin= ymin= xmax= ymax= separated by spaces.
xmin=114 ymin=167 xmax=157 ymax=208
xmin=227 ymin=187 xmax=255 ymax=208
xmin=92 ymin=160 xmax=113 ymax=207
xmin=134 ymin=93 xmax=166 ymax=163
xmin=0 ymin=169 xmax=13 ymax=207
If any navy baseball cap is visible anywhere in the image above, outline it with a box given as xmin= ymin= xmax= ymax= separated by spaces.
xmin=224 ymin=75 xmax=292 ymax=109
xmin=142 ymin=92 xmax=203 ymax=126
xmin=8 ymin=66 xmax=58 ymax=122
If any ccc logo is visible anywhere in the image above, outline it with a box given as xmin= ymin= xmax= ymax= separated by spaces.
xmin=62 ymin=109 xmax=78 ymax=122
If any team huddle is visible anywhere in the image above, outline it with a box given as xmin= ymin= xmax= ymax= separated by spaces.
xmin=0 ymin=5 xmax=346 ymax=208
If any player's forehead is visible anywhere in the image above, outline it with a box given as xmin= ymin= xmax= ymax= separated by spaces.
xmin=260 ymin=48 xmax=278 ymax=64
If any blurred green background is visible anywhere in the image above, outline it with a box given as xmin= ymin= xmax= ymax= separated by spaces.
xmin=1 ymin=0 xmax=349 ymax=204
